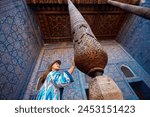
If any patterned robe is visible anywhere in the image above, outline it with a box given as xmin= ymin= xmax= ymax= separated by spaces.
xmin=36 ymin=70 xmax=74 ymax=100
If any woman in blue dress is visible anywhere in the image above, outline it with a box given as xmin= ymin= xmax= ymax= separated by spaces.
xmin=36 ymin=59 xmax=75 ymax=100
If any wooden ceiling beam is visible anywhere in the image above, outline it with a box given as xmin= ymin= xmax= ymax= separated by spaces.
xmin=26 ymin=0 xmax=140 ymax=5
xmin=108 ymin=0 xmax=150 ymax=20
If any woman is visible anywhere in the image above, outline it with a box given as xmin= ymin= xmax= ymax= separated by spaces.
xmin=36 ymin=59 xmax=75 ymax=100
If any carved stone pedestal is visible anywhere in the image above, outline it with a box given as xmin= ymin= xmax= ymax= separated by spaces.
xmin=89 ymin=76 xmax=123 ymax=100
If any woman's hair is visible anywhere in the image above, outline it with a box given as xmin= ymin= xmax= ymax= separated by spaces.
xmin=36 ymin=65 xmax=52 ymax=90
xmin=36 ymin=60 xmax=61 ymax=90
xmin=40 ymin=65 xmax=52 ymax=84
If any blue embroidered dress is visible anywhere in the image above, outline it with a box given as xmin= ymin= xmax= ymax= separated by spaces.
xmin=36 ymin=70 xmax=74 ymax=100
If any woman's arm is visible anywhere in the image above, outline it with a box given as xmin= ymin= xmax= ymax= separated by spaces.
xmin=51 ymin=58 xmax=76 ymax=88
xmin=68 ymin=58 xmax=75 ymax=74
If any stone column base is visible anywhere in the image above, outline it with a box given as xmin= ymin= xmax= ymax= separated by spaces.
xmin=89 ymin=76 xmax=123 ymax=100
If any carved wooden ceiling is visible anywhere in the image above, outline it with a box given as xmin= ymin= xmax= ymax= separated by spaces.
xmin=26 ymin=0 xmax=140 ymax=43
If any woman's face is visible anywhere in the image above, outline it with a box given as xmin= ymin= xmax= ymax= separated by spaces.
xmin=52 ymin=62 xmax=60 ymax=71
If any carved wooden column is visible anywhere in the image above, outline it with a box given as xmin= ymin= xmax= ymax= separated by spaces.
xmin=68 ymin=0 xmax=123 ymax=100
xmin=108 ymin=0 xmax=150 ymax=20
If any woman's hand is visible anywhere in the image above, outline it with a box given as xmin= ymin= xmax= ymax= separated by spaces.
xmin=68 ymin=57 xmax=76 ymax=74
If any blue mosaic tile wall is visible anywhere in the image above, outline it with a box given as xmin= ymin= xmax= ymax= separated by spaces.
xmin=0 ymin=0 xmax=43 ymax=99
xmin=116 ymin=0 xmax=150 ymax=75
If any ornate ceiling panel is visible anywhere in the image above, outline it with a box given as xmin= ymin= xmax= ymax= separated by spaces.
xmin=26 ymin=0 xmax=140 ymax=43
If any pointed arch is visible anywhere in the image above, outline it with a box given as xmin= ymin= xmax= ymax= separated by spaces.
xmin=121 ymin=65 xmax=135 ymax=78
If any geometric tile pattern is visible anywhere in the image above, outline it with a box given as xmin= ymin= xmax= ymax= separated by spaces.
xmin=39 ymin=48 xmax=74 ymax=72
xmin=116 ymin=0 xmax=150 ymax=75
xmin=102 ymin=40 xmax=150 ymax=99
xmin=0 ymin=0 xmax=42 ymax=99
xmin=102 ymin=43 xmax=134 ymax=64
